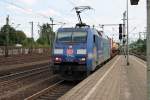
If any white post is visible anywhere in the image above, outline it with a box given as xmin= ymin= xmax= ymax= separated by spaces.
xmin=147 ymin=0 xmax=150 ymax=99
xmin=127 ymin=0 xmax=130 ymax=65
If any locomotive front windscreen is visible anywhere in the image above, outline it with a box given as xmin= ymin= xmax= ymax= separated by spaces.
xmin=57 ymin=32 xmax=87 ymax=42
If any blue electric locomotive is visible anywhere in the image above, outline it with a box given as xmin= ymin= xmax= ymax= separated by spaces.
xmin=52 ymin=27 xmax=111 ymax=80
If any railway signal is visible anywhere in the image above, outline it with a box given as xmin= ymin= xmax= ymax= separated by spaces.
xmin=119 ymin=24 xmax=123 ymax=40
xmin=130 ymin=0 xmax=139 ymax=5
xmin=98 ymin=24 xmax=124 ymax=41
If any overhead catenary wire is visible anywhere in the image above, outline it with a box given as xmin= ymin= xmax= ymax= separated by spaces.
xmin=66 ymin=0 xmax=97 ymax=25
xmin=1 ymin=0 xmax=95 ymax=27
xmin=65 ymin=0 xmax=96 ymax=25
xmin=65 ymin=0 xmax=77 ymax=7
xmin=0 ymin=0 xmax=68 ymax=25
xmin=0 ymin=1 xmax=47 ymax=18
xmin=0 ymin=0 xmax=102 ymax=29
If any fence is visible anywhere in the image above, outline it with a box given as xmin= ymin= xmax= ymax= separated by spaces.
xmin=0 ymin=46 xmax=50 ymax=56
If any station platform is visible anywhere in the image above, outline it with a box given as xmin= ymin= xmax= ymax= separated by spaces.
xmin=59 ymin=55 xmax=147 ymax=100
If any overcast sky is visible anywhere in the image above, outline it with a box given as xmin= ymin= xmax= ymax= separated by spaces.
xmin=0 ymin=0 xmax=146 ymax=42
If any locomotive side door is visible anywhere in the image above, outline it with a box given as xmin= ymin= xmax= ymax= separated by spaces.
xmin=93 ymin=35 xmax=98 ymax=69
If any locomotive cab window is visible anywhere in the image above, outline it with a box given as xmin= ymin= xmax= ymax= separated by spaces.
xmin=57 ymin=32 xmax=87 ymax=42
xmin=57 ymin=32 xmax=72 ymax=42
xmin=72 ymin=32 xmax=87 ymax=42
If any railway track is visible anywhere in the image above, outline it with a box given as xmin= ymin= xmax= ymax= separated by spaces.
xmin=0 ymin=54 xmax=50 ymax=66
xmin=0 ymin=65 xmax=50 ymax=85
xmin=0 ymin=64 xmax=61 ymax=99
xmin=23 ymin=54 xmax=118 ymax=100
xmin=130 ymin=53 xmax=146 ymax=61
xmin=25 ymin=80 xmax=78 ymax=100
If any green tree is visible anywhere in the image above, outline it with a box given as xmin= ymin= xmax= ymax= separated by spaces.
xmin=0 ymin=24 xmax=27 ymax=46
xmin=15 ymin=30 xmax=26 ymax=44
xmin=22 ymin=38 xmax=35 ymax=47
xmin=130 ymin=39 xmax=146 ymax=55
xmin=0 ymin=31 xmax=5 ymax=46
xmin=36 ymin=23 xmax=55 ymax=47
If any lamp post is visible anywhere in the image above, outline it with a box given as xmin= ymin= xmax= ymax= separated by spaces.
xmin=49 ymin=17 xmax=54 ymax=57
xmin=5 ymin=15 xmax=9 ymax=57
xmin=50 ymin=17 xmax=54 ymax=31
xmin=29 ymin=22 xmax=34 ymax=53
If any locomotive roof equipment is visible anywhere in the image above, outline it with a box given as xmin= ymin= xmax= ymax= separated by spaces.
xmin=73 ymin=6 xmax=93 ymax=27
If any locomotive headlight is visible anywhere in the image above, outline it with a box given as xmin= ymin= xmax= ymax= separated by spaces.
xmin=81 ymin=58 xmax=86 ymax=61
xmin=77 ymin=49 xmax=87 ymax=55
xmin=55 ymin=57 xmax=61 ymax=61
xmin=55 ymin=57 xmax=59 ymax=60
xmin=54 ymin=49 xmax=63 ymax=54
xmin=55 ymin=57 xmax=62 ymax=63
